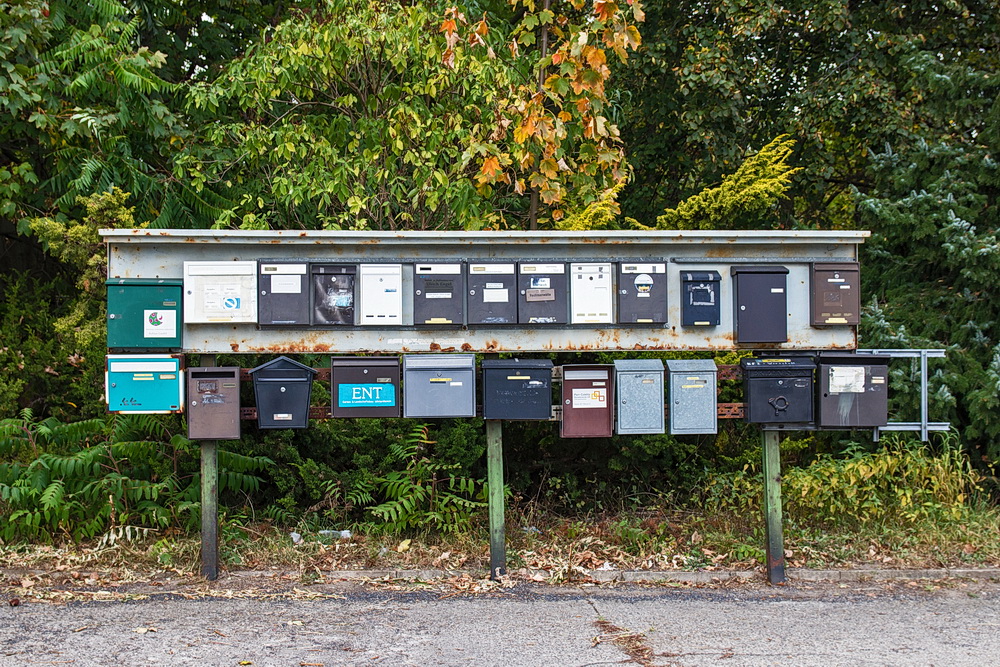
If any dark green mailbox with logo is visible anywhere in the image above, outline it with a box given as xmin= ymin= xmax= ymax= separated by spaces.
xmin=106 ymin=279 xmax=183 ymax=349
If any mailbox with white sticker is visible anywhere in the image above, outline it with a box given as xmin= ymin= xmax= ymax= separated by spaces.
xmin=561 ymin=365 xmax=614 ymax=438
xmin=618 ymin=263 xmax=667 ymax=324
xmin=467 ymin=262 xmax=517 ymax=324
xmin=680 ymin=270 xmax=722 ymax=327
xmin=402 ymin=354 xmax=476 ymax=418
xmin=183 ymin=261 xmax=258 ymax=324
xmin=518 ymin=262 xmax=568 ymax=325
xmin=311 ymin=263 xmax=357 ymax=326
xmin=106 ymin=354 xmax=184 ymax=414
xmin=816 ymin=353 xmax=889 ymax=428
xmin=106 ymin=279 xmax=183 ymax=349
xmin=258 ymin=261 xmax=309 ymax=326
xmin=414 ymin=263 xmax=464 ymax=325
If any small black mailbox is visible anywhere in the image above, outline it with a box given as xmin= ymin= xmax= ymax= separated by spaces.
xmin=249 ymin=356 xmax=318 ymax=429
xmin=816 ymin=353 xmax=890 ymax=428
xmin=741 ymin=357 xmax=815 ymax=425
xmin=331 ymin=357 xmax=401 ymax=418
xmin=482 ymin=359 xmax=553 ymax=420
xmin=680 ymin=271 xmax=721 ymax=327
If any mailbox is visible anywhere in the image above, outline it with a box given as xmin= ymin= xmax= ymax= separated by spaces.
xmin=741 ymin=357 xmax=814 ymax=425
xmin=187 ymin=367 xmax=241 ymax=440
xmin=402 ymin=354 xmax=476 ymax=418
xmin=618 ymin=262 xmax=667 ymax=324
xmin=680 ymin=271 xmax=721 ymax=327
xmin=732 ymin=265 xmax=789 ymax=343
xmin=816 ymin=353 xmax=889 ymax=428
xmin=481 ymin=359 xmax=554 ymax=420
xmin=358 ymin=264 xmax=403 ymax=325
xmin=106 ymin=279 xmax=182 ymax=349
xmin=183 ymin=261 xmax=258 ymax=323
xmin=467 ymin=262 xmax=517 ymax=324
xmin=560 ymin=365 xmax=614 ymax=438
xmin=106 ymin=354 xmax=184 ymax=414
xmin=518 ymin=262 xmax=568 ymax=324
xmin=570 ymin=263 xmax=614 ymax=324
xmin=614 ymin=359 xmax=665 ymax=435
xmin=331 ymin=357 xmax=401 ymax=418
xmin=249 ymin=356 xmax=318 ymax=429
xmin=311 ymin=263 xmax=357 ymax=326
xmin=665 ymin=359 xmax=718 ymax=435
xmin=258 ymin=261 xmax=309 ymax=326
xmin=414 ymin=263 xmax=464 ymax=325
xmin=811 ymin=263 xmax=860 ymax=326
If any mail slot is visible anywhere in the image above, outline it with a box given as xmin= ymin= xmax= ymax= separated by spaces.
xmin=811 ymin=263 xmax=860 ymax=326
xmin=467 ymin=262 xmax=517 ymax=324
xmin=561 ymin=365 xmax=614 ymax=438
xmin=665 ymin=359 xmax=718 ymax=435
xmin=741 ymin=357 xmax=815 ymax=425
xmin=106 ymin=279 xmax=182 ymax=349
xmin=358 ymin=264 xmax=403 ymax=325
xmin=106 ymin=354 xmax=184 ymax=414
xmin=187 ymin=367 xmax=241 ymax=440
xmin=482 ymin=359 xmax=553 ymax=420
xmin=816 ymin=353 xmax=889 ymax=428
xmin=614 ymin=359 xmax=665 ymax=435
xmin=402 ymin=354 xmax=476 ymax=418
xmin=331 ymin=357 xmax=401 ymax=418
xmin=311 ymin=263 xmax=357 ymax=326
xmin=518 ymin=262 xmax=568 ymax=324
xmin=258 ymin=261 xmax=309 ymax=326
xmin=680 ymin=271 xmax=721 ymax=327
xmin=183 ymin=261 xmax=258 ymax=323
xmin=249 ymin=356 xmax=318 ymax=429
xmin=570 ymin=263 xmax=614 ymax=324
xmin=618 ymin=262 xmax=667 ymax=324
xmin=414 ymin=263 xmax=464 ymax=325
xmin=732 ymin=265 xmax=789 ymax=343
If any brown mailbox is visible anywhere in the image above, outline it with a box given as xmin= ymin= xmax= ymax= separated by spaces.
xmin=186 ymin=367 xmax=241 ymax=440
xmin=810 ymin=262 xmax=860 ymax=326
xmin=560 ymin=365 xmax=614 ymax=438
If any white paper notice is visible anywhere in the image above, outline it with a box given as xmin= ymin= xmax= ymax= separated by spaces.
xmin=829 ymin=366 xmax=865 ymax=393
xmin=143 ymin=310 xmax=177 ymax=338
xmin=483 ymin=288 xmax=509 ymax=303
xmin=572 ymin=387 xmax=607 ymax=408
xmin=271 ymin=274 xmax=302 ymax=294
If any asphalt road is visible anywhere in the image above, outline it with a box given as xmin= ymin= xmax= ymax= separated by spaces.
xmin=3 ymin=579 xmax=999 ymax=666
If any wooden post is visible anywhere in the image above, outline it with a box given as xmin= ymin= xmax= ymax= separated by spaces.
xmin=200 ymin=355 xmax=219 ymax=580
xmin=486 ymin=420 xmax=506 ymax=579
xmin=762 ymin=429 xmax=785 ymax=584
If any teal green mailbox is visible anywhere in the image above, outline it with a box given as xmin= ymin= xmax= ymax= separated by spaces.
xmin=107 ymin=279 xmax=183 ymax=349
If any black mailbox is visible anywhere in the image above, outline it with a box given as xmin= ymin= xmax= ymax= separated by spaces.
xmin=311 ymin=263 xmax=357 ymax=326
xmin=680 ymin=271 xmax=721 ymax=327
xmin=249 ymin=356 xmax=318 ymax=429
xmin=517 ymin=262 xmax=568 ymax=324
xmin=732 ymin=265 xmax=789 ymax=343
xmin=258 ymin=261 xmax=309 ymax=326
xmin=467 ymin=262 xmax=517 ymax=324
xmin=618 ymin=262 xmax=667 ymax=324
xmin=741 ymin=357 xmax=815 ymax=425
xmin=331 ymin=357 xmax=401 ymax=418
xmin=482 ymin=359 xmax=553 ymax=420
xmin=816 ymin=353 xmax=890 ymax=428
xmin=413 ymin=262 xmax=465 ymax=325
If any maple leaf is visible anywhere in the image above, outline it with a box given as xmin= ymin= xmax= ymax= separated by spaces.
xmin=477 ymin=155 xmax=502 ymax=184
xmin=594 ymin=0 xmax=617 ymax=23
xmin=442 ymin=48 xmax=456 ymax=69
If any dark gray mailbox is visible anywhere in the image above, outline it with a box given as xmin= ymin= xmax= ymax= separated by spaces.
xmin=249 ymin=356 xmax=318 ymax=429
xmin=665 ymin=359 xmax=718 ymax=435
xmin=816 ymin=353 xmax=889 ymax=428
xmin=331 ymin=357 xmax=401 ymax=418
xmin=561 ymin=365 xmax=614 ymax=438
xmin=618 ymin=262 xmax=667 ymax=324
xmin=518 ymin=262 xmax=568 ymax=324
xmin=258 ymin=260 xmax=309 ymax=326
xmin=467 ymin=262 xmax=517 ymax=324
xmin=732 ymin=265 xmax=789 ymax=343
xmin=811 ymin=262 xmax=860 ymax=327
xmin=741 ymin=357 xmax=814 ymax=425
xmin=413 ymin=262 xmax=464 ymax=325
xmin=311 ymin=263 xmax=357 ymax=326
xmin=614 ymin=359 xmax=665 ymax=435
xmin=680 ymin=271 xmax=721 ymax=327
xmin=481 ymin=358 xmax=554 ymax=420
xmin=402 ymin=354 xmax=476 ymax=418
xmin=187 ymin=367 xmax=241 ymax=440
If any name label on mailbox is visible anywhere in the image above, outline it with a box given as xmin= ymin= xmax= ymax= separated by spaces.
xmin=338 ymin=383 xmax=397 ymax=408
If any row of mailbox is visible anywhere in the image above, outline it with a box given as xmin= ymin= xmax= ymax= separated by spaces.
xmin=105 ymin=352 xmax=890 ymax=441
xmin=106 ymin=261 xmax=861 ymax=347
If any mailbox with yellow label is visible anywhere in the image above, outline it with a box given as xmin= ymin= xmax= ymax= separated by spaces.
xmin=560 ymin=365 xmax=614 ymax=438
xmin=106 ymin=354 xmax=184 ymax=414
xmin=402 ymin=354 xmax=476 ymax=418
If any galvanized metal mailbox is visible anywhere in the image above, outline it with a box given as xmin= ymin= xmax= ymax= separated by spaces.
xmin=518 ymin=262 xmax=568 ymax=325
xmin=402 ymin=354 xmax=476 ymax=418
xmin=816 ymin=353 xmax=889 ymax=428
xmin=249 ymin=356 xmax=318 ymax=429
xmin=183 ymin=260 xmax=258 ymax=324
xmin=732 ymin=265 xmax=789 ymax=343
xmin=665 ymin=359 xmax=718 ymax=435
xmin=311 ymin=263 xmax=357 ymax=326
xmin=561 ymin=365 xmax=614 ymax=438
xmin=187 ymin=367 xmax=241 ymax=440
xmin=467 ymin=262 xmax=517 ymax=324
xmin=680 ymin=271 xmax=721 ymax=327
xmin=618 ymin=262 xmax=667 ymax=324
xmin=258 ymin=261 xmax=309 ymax=326
xmin=741 ymin=357 xmax=815 ymax=425
xmin=358 ymin=263 xmax=403 ymax=325
xmin=570 ymin=262 xmax=614 ymax=324
xmin=331 ymin=357 xmax=401 ymax=418
xmin=106 ymin=354 xmax=184 ymax=414
xmin=481 ymin=358 xmax=553 ymax=420
xmin=614 ymin=359 xmax=665 ymax=435
xmin=106 ymin=279 xmax=182 ymax=349
xmin=811 ymin=262 xmax=860 ymax=327
xmin=414 ymin=263 xmax=464 ymax=325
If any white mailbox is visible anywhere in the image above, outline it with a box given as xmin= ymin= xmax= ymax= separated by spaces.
xmin=358 ymin=264 xmax=403 ymax=325
xmin=183 ymin=261 xmax=258 ymax=323
xmin=570 ymin=263 xmax=614 ymax=324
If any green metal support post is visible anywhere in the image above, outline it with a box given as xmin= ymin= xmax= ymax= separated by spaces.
xmin=486 ymin=420 xmax=506 ymax=579
xmin=762 ymin=429 xmax=785 ymax=584
xmin=200 ymin=356 xmax=219 ymax=580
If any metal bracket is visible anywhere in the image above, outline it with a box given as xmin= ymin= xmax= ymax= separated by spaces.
xmin=856 ymin=349 xmax=948 ymax=442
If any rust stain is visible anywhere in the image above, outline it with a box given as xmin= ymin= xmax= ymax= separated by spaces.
xmin=230 ymin=343 xmax=240 ymax=352
xmin=299 ymin=231 xmax=308 ymax=237
xmin=461 ymin=342 xmax=473 ymax=351
xmin=429 ymin=342 xmax=442 ymax=351
xmin=484 ymin=339 xmax=499 ymax=352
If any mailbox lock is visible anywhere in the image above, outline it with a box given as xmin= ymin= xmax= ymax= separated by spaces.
xmin=768 ymin=396 xmax=789 ymax=413
xmin=280 ymin=386 xmax=286 ymax=392
xmin=415 ymin=289 xmax=422 ymax=295
xmin=109 ymin=314 xmax=116 ymax=319
xmin=363 ymin=369 xmax=369 ymax=374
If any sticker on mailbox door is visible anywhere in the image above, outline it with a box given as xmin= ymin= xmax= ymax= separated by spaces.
xmin=144 ymin=310 xmax=177 ymax=338
xmin=572 ymin=388 xmax=606 ymax=408
xmin=338 ymin=384 xmax=397 ymax=408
